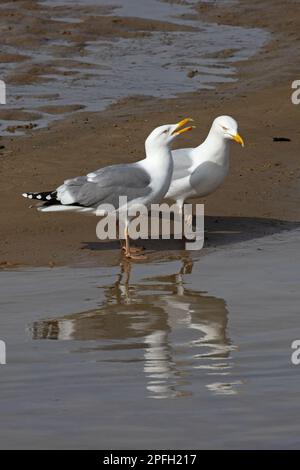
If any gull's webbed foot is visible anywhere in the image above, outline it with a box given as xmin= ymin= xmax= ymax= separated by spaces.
xmin=125 ymin=252 xmax=148 ymax=260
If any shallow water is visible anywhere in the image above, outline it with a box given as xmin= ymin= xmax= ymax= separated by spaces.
xmin=1 ymin=229 xmax=300 ymax=449
xmin=0 ymin=0 xmax=269 ymax=134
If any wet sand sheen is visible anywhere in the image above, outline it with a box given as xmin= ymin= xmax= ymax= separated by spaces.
xmin=0 ymin=0 xmax=268 ymax=134
xmin=1 ymin=0 xmax=300 ymax=266
xmin=0 ymin=0 xmax=299 ymax=451
xmin=1 ymin=229 xmax=300 ymax=449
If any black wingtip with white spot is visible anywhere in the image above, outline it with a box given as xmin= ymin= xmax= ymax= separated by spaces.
xmin=22 ymin=191 xmax=57 ymax=202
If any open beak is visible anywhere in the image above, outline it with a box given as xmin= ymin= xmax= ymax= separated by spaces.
xmin=171 ymin=117 xmax=195 ymax=136
xmin=231 ymin=132 xmax=245 ymax=147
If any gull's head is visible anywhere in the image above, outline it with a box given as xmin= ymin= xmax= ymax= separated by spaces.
xmin=212 ymin=115 xmax=244 ymax=147
xmin=145 ymin=118 xmax=195 ymax=150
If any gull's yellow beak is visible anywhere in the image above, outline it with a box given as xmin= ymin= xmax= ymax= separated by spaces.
xmin=172 ymin=117 xmax=195 ymax=136
xmin=232 ymin=133 xmax=245 ymax=147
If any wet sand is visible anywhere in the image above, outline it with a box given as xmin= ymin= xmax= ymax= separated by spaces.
xmin=1 ymin=0 xmax=300 ymax=450
xmin=0 ymin=0 xmax=267 ymax=134
xmin=0 ymin=0 xmax=299 ymax=266
xmin=1 ymin=229 xmax=300 ymax=449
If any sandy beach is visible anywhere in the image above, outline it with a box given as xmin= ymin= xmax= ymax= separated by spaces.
xmin=0 ymin=0 xmax=299 ymax=266
xmin=1 ymin=0 xmax=300 ymax=451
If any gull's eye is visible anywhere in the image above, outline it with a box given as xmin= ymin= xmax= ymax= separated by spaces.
xmin=221 ymin=125 xmax=228 ymax=131
xmin=162 ymin=129 xmax=168 ymax=134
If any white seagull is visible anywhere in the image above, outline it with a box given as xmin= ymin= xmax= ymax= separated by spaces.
xmin=165 ymin=115 xmax=244 ymax=212
xmin=22 ymin=118 xmax=194 ymax=259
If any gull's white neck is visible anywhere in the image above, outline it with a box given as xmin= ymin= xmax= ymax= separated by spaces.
xmin=194 ymin=126 xmax=230 ymax=166
xmin=141 ymin=141 xmax=174 ymax=200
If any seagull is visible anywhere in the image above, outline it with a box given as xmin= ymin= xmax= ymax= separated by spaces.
xmin=22 ymin=118 xmax=194 ymax=259
xmin=165 ymin=116 xmax=244 ymax=214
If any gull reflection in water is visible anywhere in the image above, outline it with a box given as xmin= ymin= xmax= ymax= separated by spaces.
xmin=32 ymin=259 xmax=241 ymax=398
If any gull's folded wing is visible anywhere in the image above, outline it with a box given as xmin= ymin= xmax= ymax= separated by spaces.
xmin=57 ymin=163 xmax=152 ymax=208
